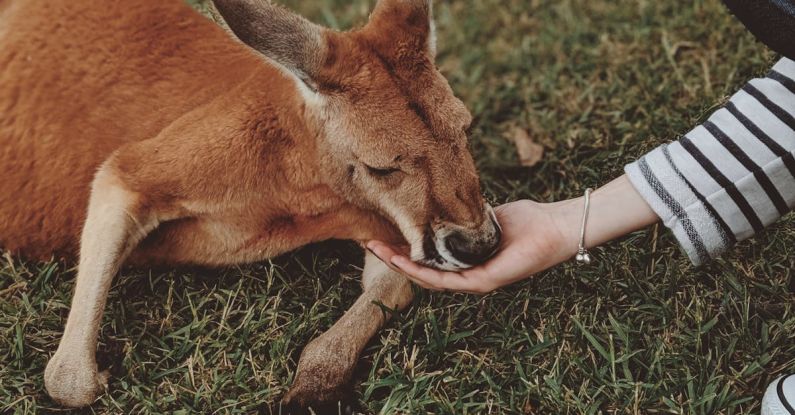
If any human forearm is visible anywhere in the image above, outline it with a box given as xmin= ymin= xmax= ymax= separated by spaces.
xmin=554 ymin=174 xmax=660 ymax=256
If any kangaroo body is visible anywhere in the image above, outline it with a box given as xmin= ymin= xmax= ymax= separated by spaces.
xmin=0 ymin=0 xmax=390 ymax=264
xmin=0 ymin=0 xmax=500 ymax=410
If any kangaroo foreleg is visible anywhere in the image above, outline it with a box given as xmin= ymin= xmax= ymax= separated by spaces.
xmin=282 ymin=250 xmax=414 ymax=410
xmin=44 ymin=167 xmax=157 ymax=408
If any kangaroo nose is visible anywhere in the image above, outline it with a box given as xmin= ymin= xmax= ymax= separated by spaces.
xmin=444 ymin=219 xmax=502 ymax=266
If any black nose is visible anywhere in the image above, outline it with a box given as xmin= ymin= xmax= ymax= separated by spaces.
xmin=444 ymin=222 xmax=501 ymax=265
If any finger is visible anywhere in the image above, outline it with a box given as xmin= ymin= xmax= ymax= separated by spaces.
xmin=390 ymin=256 xmax=492 ymax=293
xmin=364 ymin=241 xmax=487 ymax=294
xmin=410 ymin=278 xmax=444 ymax=291
xmin=390 ymin=255 xmax=445 ymax=280
xmin=366 ymin=240 xmax=401 ymax=259
xmin=470 ymin=246 xmax=531 ymax=283
xmin=366 ymin=243 xmax=446 ymax=291
xmin=365 ymin=242 xmax=404 ymax=273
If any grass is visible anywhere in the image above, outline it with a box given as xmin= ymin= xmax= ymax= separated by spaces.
xmin=2 ymin=0 xmax=795 ymax=413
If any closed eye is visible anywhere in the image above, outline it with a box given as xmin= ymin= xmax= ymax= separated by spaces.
xmin=365 ymin=165 xmax=401 ymax=177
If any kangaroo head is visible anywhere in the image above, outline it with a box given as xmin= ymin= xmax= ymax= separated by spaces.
xmin=213 ymin=0 xmax=500 ymax=270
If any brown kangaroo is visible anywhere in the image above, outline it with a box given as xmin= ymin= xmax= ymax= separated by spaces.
xmin=0 ymin=0 xmax=501 ymax=410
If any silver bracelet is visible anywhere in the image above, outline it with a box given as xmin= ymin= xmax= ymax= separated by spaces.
xmin=575 ymin=188 xmax=593 ymax=265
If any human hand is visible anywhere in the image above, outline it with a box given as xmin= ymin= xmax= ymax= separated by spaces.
xmin=367 ymin=175 xmax=660 ymax=294
xmin=367 ymin=199 xmax=580 ymax=294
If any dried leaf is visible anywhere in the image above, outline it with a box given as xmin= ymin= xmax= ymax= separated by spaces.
xmin=508 ymin=127 xmax=544 ymax=167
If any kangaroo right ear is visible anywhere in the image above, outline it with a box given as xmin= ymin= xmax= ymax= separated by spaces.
xmin=211 ymin=0 xmax=328 ymax=81
xmin=365 ymin=0 xmax=436 ymax=61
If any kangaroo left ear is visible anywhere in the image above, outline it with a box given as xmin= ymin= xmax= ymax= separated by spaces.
xmin=212 ymin=0 xmax=329 ymax=80
xmin=365 ymin=0 xmax=437 ymax=61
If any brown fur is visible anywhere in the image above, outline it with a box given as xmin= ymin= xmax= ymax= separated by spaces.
xmin=0 ymin=0 xmax=401 ymax=262
xmin=0 ymin=0 xmax=498 ymax=409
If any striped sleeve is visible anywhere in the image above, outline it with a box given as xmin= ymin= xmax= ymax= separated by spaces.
xmin=625 ymin=57 xmax=795 ymax=265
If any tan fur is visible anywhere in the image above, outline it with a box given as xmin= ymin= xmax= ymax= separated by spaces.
xmin=0 ymin=0 xmax=499 ymax=409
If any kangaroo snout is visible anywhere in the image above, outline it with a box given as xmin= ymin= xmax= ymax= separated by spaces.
xmin=443 ymin=209 xmax=501 ymax=265
xmin=443 ymin=219 xmax=501 ymax=265
xmin=429 ymin=203 xmax=502 ymax=270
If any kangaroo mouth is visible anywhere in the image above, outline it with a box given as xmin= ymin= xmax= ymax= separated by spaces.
xmin=415 ymin=227 xmax=471 ymax=272
xmin=419 ymin=229 xmax=444 ymax=265
xmin=412 ymin=205 xmax=502 ymax=271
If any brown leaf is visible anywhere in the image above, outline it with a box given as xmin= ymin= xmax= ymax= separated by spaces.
xmin=508 ymin=127 xmax=545 ymax=167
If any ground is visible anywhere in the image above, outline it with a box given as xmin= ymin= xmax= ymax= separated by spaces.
xmin=2 ymin=0 xmax=794 ymax=414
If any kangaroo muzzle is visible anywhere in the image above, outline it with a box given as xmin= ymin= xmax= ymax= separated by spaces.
xmin=420 ymin=203 xmax=502 ymax=271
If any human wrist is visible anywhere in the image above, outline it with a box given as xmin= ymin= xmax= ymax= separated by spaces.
xmin=553 ymin=175 xmax=660 ymax=258
xmin=586 ymin=175 xmax=660 ymax=246
xmin=547 ymin=197 xmax=586 ymax=261
xmin=587 ymin=174 xmax=659 ymax=247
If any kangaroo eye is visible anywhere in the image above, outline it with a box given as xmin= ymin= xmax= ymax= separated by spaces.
xmin=365 ymin=165 xmax=400 ymax=177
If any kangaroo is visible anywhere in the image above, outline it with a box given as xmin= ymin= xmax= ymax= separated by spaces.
xmin=0 ymin=0 xmax=501 ymax=410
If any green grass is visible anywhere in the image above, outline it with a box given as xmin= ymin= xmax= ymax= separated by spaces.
xmin=3 ymin=0 xmax=795 ymax=413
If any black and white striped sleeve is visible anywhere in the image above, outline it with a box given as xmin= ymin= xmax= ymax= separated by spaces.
xmin=625 ymin=57 xmax=795 ymax=265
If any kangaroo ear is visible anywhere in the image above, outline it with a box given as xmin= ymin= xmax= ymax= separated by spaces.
xmin=365 ymin=0 xmax=436 ymax=60
xmin=211 ymin=0 xmax=327 ymax=80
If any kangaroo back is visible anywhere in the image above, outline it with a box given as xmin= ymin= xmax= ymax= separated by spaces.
xmin=0 ymin=0 xmax=258 ymax=259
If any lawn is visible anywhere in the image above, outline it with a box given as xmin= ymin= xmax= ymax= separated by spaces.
xmin=2 ymin=0 xmax=795 ymax=413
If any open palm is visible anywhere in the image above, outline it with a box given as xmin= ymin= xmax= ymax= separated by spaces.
xmin=368 ymin=200 xmax=577 ymax=294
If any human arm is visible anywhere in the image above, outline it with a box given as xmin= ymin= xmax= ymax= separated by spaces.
xmin=625 ymin=57 xmax=795 ymax=265
xmin=367 ymin=174 xmax=659 ymax=293
xmin=370 ymin=57 xmax=795 ymax=293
